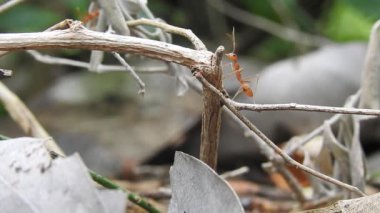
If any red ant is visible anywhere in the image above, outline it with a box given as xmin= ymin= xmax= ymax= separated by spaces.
xmin=81 ymin=9 xmax=100 ymax=24
xmin=225 ymin=28 xmax=255 ymax=98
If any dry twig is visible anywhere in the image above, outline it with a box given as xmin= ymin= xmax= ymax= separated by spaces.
xmin=220 ymin=166 xmax=249 ymax=179
xmin=112 ymin=52 xmax=146 ymax=95
xmin=0 ymin=0 xmax=23 ymax=13
xmin=0 ymin=20 xmax=213 ymax=70
xmin=186 ymin=75 xmax=307 ymax=203
xmin=127 ymin=18 xmax=207 ymax=50
xmin=198 ymin=46 xmax=224 ymax=169
xmin=233 ymin=101 xmax=380 ymax=116
xmin=194 ymin=73 xmax=366 ymax=197
xmin=0 ymin=82 xmax=64 ymax=156
xmin=284 ymin=91 xmax=360 ymax=155
xmin=26 ymin=50 xmax=168 ymax=74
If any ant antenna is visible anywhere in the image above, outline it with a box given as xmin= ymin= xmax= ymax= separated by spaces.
xmin=232 ymin=27 xmax=236 ymax=53
xmin=226 ymin=27 xmax=236 ymax=53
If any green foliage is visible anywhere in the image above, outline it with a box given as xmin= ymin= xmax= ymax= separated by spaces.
xmin=344 ymin=0 xmax=380 ymax=20
xmin=0 ymin=104 xmax=6 ymax=117
xmin=0 ymin=0 xmax=92 ymax=32
xmin=251 ymin=37 xmax=297 ymax=62
xmin=240 ymin=0 xmax=280 ymax=21
xmin=239 ymin=0 xmax=303 ymax=25
xmin=0 ymin=4 xmax=62 ymax=32
xmin=60 ymin=0 xmax=89 ymax=13
xmin=321 ymin=0 xmax=374 ymax=41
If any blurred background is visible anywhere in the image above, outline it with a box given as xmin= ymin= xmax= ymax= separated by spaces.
xmin=0 ymin=0 xmax=379 ymax=184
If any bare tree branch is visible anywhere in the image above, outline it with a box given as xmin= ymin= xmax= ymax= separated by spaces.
xmin=26 ymin=50 xmax=168 ymax=73
xmin=0 ymin=20 xmax=213 ymax=70
xmin=198 ymin=46 xmax=224 ymax=169
xmin=220 ymin=166 xmax=249 ymax=179
xmin=284 ymin=91 xmax=360 ymax=155
xmin=233 ymin=101 xmax=380 ymax=116
xmin=127 ymin=18 xmax=207 ymax=50
xmin=186 ymin=75 xmax=306 ymax=202
xmin=195 ymin=73 xmax=366 ymax=197
xmin=112 ymin=51 xmax=146 ymax=95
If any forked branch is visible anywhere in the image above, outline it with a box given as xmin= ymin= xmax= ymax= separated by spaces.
xmin=195 ymin=73 xmax=366 ymax=197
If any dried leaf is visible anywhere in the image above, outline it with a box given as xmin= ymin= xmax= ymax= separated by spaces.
xmin=323 ymin=122 xmax=349 ymax=161
xmin=323 ymin=122 xmax=350 ymax=187
xmin=97 ymin=0 xmax=130 ymax=35
xmin=118 ymin=0 xmax=147 ymax=15
xmin=302 ymin=145 xmax=334 ymax=197
xmin=359 ymin=20 xmax=380 ymax=110
xmin=349 ymin=116 xmax=366 ymax=193
xmin=301 ymin=192 xmax=380 ymax=213
xmin=169 ymin=151 xmax=244 ymax=213
xmin=336 ymin=115 xmax=366 ymax=197
xmin=0 ymin=137 xmax=126 ymax=213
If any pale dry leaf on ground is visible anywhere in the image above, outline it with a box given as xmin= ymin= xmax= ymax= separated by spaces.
xmin=169 ymin=151 xmax=244 ymax=213
xmin=0 ymin=137 xmax=126 ymax=213
xmin=301 ymin=192 xmax=380 ymax=213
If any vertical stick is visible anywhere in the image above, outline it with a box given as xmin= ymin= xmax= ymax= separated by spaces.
xmin=199 ymin=46 xmax=224 ymax=170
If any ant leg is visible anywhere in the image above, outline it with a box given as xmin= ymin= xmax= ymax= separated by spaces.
xmin=231 ymin=86 xmax=243 ymax=100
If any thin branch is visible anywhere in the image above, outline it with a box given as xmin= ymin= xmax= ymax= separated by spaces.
xmin=284 ymin=91 xmax=361 ymax=155
xmin=127 ymin=18 xmax=207 ymax=51
xmin=185 ymin=75 xmax=306 ymax=203
xmin=268 ymin=157 xmax=308 ymax=203
xmin=233 ymin=101 xmax=380 ymax=116
xmin=207 ymin=0 xmax=331 ymax=47
xmin=0 ymin=0 xmax=23 ymax=13
xmin=0 ymin=82 xmax=65 ymax=156
xmin=89 ymin=170 xmax=160 ymax=213
xmin=220 ymin=166 xmax=249 ymax=179
xmin=0 ymin=20 xmax=213 ymax=70
xmin=27 ymin=50 xmax=168 ymax=73
xmin=194 ymin=73 xmax=366 ymax=197
xmin=112 ymin=52 xmax=146 ymax=95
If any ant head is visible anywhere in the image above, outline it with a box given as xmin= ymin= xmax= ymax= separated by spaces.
xmin=225 ymin=53 xmax=238 ymax=61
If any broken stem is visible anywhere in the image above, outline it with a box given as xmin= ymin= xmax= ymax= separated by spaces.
xmin=199 ymin=46 xmax=224 ymax=169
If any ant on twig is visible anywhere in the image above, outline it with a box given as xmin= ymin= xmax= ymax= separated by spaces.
xmin=225 ymin=27 xmax=258 ymax=99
